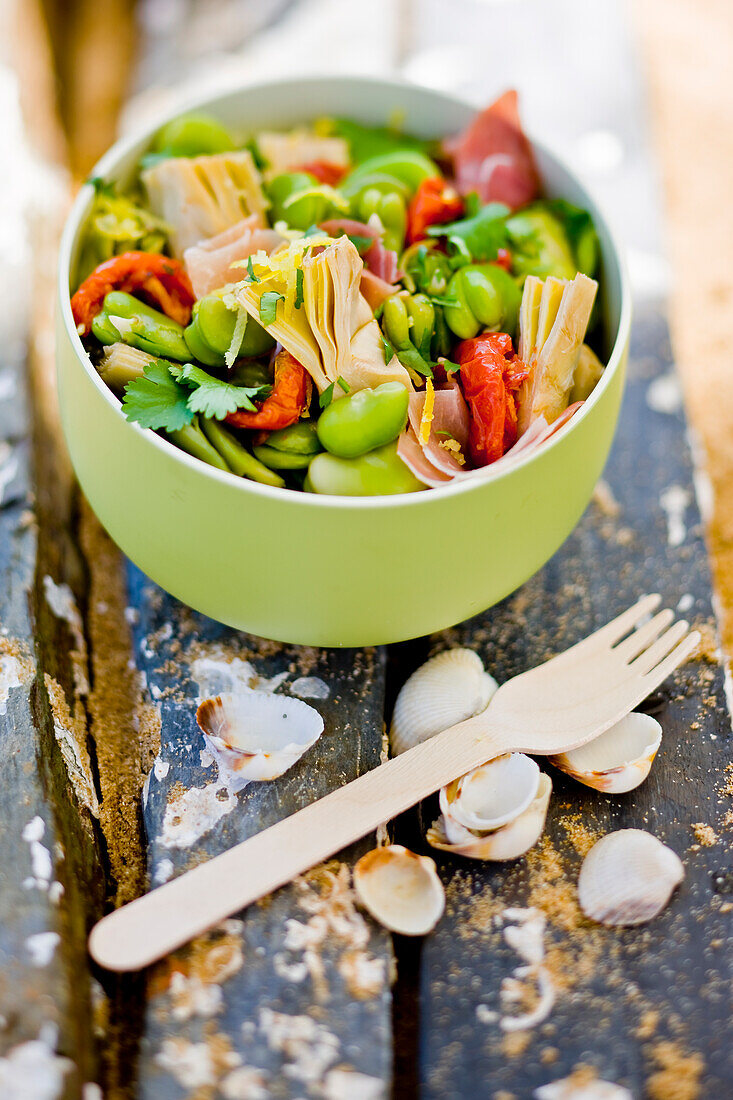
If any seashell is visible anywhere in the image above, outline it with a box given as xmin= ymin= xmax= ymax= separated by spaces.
xmin=390 ymin=648 xmax=497 ymax=755
xmin=353 ymin=845 xmax=445 ymax=936
xmin=577 ymin=829 xmax=684 ymax=926
xmin=427 ymin=773 xmax=552 ymax=861
xmin=440 ymin=753 xmax=541 ymax=835
xmin=195 ymin=691 xmax=323 ymax=783
xmin=549 ymin=711 xmax=662 ymax=793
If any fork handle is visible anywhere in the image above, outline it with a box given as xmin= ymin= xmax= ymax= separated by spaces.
xmin=89 ymin=712 xmax=505 ymax=971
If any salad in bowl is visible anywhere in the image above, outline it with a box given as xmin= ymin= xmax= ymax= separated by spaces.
xmin=70 ymin=90 xmax=605 ymax=498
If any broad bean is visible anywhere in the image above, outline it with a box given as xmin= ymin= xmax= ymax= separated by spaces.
xmin=253 ymin=421 xmax=321 ymax=470
xmin=184 ymin=294 xmax=274 ymax=367
xmin=343 ymin=151 xmax=440 ymax=195
xmin=152 ymin=113 xmax=235 ymax=158
xmin=306 ymin=440 xmax=425 ymax=496
xmin=92 ymin=290 xmax=190 ymax=360
xmin=345 ymin=182 xmax=407 ymax=252
xmin=267 ymin=172 xmax=346 ymax=230
xmin=200 ymin=418 xmax=285 ymax=487
xmin=317 ymin=382 xmax=409 ymax=458
xmin=381 ymin=294 xmax=436 ymax=376
xmin=505 ymin=208 xmax=577 ymax=281
xmin=167 ymin=417 xmax=230 ymax=472
xmin=443 ymin=264 xmax=521 ymax=340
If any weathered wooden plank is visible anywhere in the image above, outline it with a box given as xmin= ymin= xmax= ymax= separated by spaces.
xmin=417 ymin=304 xmax=732 ymax=1099
xmin=128 ymin=579 xmax=393 ymax=1098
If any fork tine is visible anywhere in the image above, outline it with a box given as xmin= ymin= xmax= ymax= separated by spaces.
xmin=631 ymin=620 xmax=691 ymax=676
xmin=581 ymin=593 xmax=662 ymax=651
xmin=614 ymin=608 xmax=675 ymax=662
xmin=638 ymin=630 xmax=701 ymax=688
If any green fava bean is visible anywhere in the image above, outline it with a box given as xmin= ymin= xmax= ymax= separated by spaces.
xmin=96 ymin=291 xmax=190 ymax=360
xmin=307 ymin=441 xmax=426 ymax=496
xmin=443 ymin=263 xmax=521 ymax=340
xmin=153 ymin=113 xmax=235 ymax=158
xmin=254 ymin=421 xmax=322 ymax=470
xmin=267 ymin=172 xmax=346 ymax=230
xmin=317 ymin=382 xmax=409 ymax=459
xmin=200 ymin=418 xmax=285 ymax=487
xmin=183 ymin=316 xmax=223 ymax=367
xmin=196 ymin=295 xmax=274 ymax=358
xmin=166 ymin=417 xmax=230 ymax=472
xmin=345 ymin=150 xmax=440 ymax=195
xmin=505 ymin=208 xmax=577 ymax=281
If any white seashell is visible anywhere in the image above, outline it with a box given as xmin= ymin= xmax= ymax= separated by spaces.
xmin=195 ymin=691 xmax=323 ymax=783
xmin=353 ymin=845 xmax=445 ymax=936
xmin=578 ymin=829 xmax=684 ymax=926
xmin=549 ymin=712 xmax=662 ymax=793
xmin=390 ymin=648 xmax=497 ymax=755
xmin=427 ymin=774 xmax=552 ymax=861
xmin=439 ymin=753 xmax=541 ymax=836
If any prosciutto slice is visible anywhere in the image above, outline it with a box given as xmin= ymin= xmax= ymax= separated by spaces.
xmin=320 ymin=217 xmax=401 ymax=304
xmin=407 ymin=385 xmax=471 ymax=476
xmin=184 ymin=215 xmax=285 ymax=298
xmin=443 ymin=90 xmax=539 ymax=210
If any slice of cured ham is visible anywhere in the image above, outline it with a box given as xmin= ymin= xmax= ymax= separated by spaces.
xmin=443 ymin=90 xmax=539 ymax=209
xmin=183 ymin=215 xmax=285 ymax=298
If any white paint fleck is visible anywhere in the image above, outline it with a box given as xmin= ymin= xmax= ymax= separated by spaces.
xmin=156 ymin=1038 xmax=222 ymax=1089
xmin=200 ymin=748 xmax=215 ymax=768
xmin=677 ymin=594 xmax=694 ymax=613
xmin=48 ymin=882 xmax=64 ymax=905
xmin=169 ymin=971 xmax=224 ymax=1021
xmin=191 ymin=654 xmax=288 ymax=701
xmin=25 ymin=932 xmax=60 ymax=967
xmin=49 ymin=711 xmax=99 ymax=818
xmin=42 ymin=576 xmax=88 ymax=695
xmin=323 ymin=1067 xmax=385 ymax=1100
xmin=0 ymin=443 xmax=18 ymax=506
xmin=289 ymin=676 xmax=330 ymax=700
xmin=646 ymin=371 xmax=682 ymax=415
xmin=475 ymin=1004 xmax=498 ymax=1024
xmin=259 ymin=1008 xmax=339 ymax=1084
xmin=221 ymin=1066 xmax=269 ymax=1099
xmin=160 ymin=782 xmax=237 ymax=849
xmin=153 ymin=757 xmax=170 ymax=781
xmin=82 ymin=1085 xmax=103 ymax=1100
xmin=500 ymin=908 xmax=555 ymax=1032
xmin=124 ymin=606 xmax=139 ymax=625
xmin=0 ymin=653 xmax=23 ymax=715
xmin=153 ymin=858 xmax=174 ymax=884
xmin=0 ymin=1032 xmax=72 ymax=1100
xmin=0 ymin=370 xmax=17 ymax=401
xmin=22 ymin=816 xmax=53 ymax=890
xmin=535 ymin=1072 xmax=633 ymax=1098
xmin=659 ymin=484 xmax=691 ymax=548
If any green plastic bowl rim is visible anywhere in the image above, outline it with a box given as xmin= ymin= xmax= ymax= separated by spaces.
xmin=58 ymin=73 xmax=632 ymax=514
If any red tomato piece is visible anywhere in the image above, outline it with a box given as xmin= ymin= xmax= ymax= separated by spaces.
xmin=71 ymin=251 xmax=195 ymax=335
xmin=226 ymin=350 xmax=311 ymax=432
xmin=406 ymin=176 xmax=464 ymax=244
xmin=294 ymin=161 xmax=347 ymax=186
xmin=456 ymin=333 xmax=529 ymax=466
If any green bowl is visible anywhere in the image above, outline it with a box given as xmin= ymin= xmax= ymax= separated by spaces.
xmin=56 ymin=76 xmax=631 ymax=647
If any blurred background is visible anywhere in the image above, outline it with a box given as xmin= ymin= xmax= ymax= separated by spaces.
xmin=1 ymin=0 xmax=732 ymax=640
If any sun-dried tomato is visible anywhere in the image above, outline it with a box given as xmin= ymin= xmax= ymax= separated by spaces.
xmin=406 ymin=176 xmax=464 ymax=245
xmin=456 ymin=333 xmax=529 ymax=466
xmin=226 ymin=350 xmax=311 ymax=431
xmin=493 ymin=247 xmax=512 ymax=271
xmin=294 ymin=161 xmax=347 ymax=186
xmin=71 ymin=251 xmax=194 ymax=335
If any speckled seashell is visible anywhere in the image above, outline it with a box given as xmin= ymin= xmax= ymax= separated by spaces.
xmin=353 ymin=845 xmax=445 ymax=936
xmin=390 ymin=649 xmax=498 ymax=756
xmin=439 ymin=753 xmax=541 ymax=838
xmin=427 ymin=773 xmax=552 ymax=861
xmin=549 ymin=712 xmax=662 ymax=793
xmin=195 ymin=691 xmax=323 ymax=783
xmin=577 ymin=829 xmax=684 ymax=926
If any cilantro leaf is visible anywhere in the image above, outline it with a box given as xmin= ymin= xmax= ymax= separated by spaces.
xmin=122 ymin=360 xmax=195 ymax=431
xmin=319 ymin=381 xmax=336 ymax=408
xmin=294 ymin=267 xmax=304 ymax=310
xmin=427 ymin=202 xmax=509 ymax=261
xmin=440 ymin=359 xmax=461 ymax=375
xmin=259 ymin=291 xmax=284 ymax=327
xmin=179 ymin=363 xmax=268 ymax=420
xmin=247 ymin=255 xmax=260 ymax=283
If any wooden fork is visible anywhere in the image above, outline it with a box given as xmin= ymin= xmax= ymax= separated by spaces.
xmin=89 ymin=594 xmax=699 ymax=971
